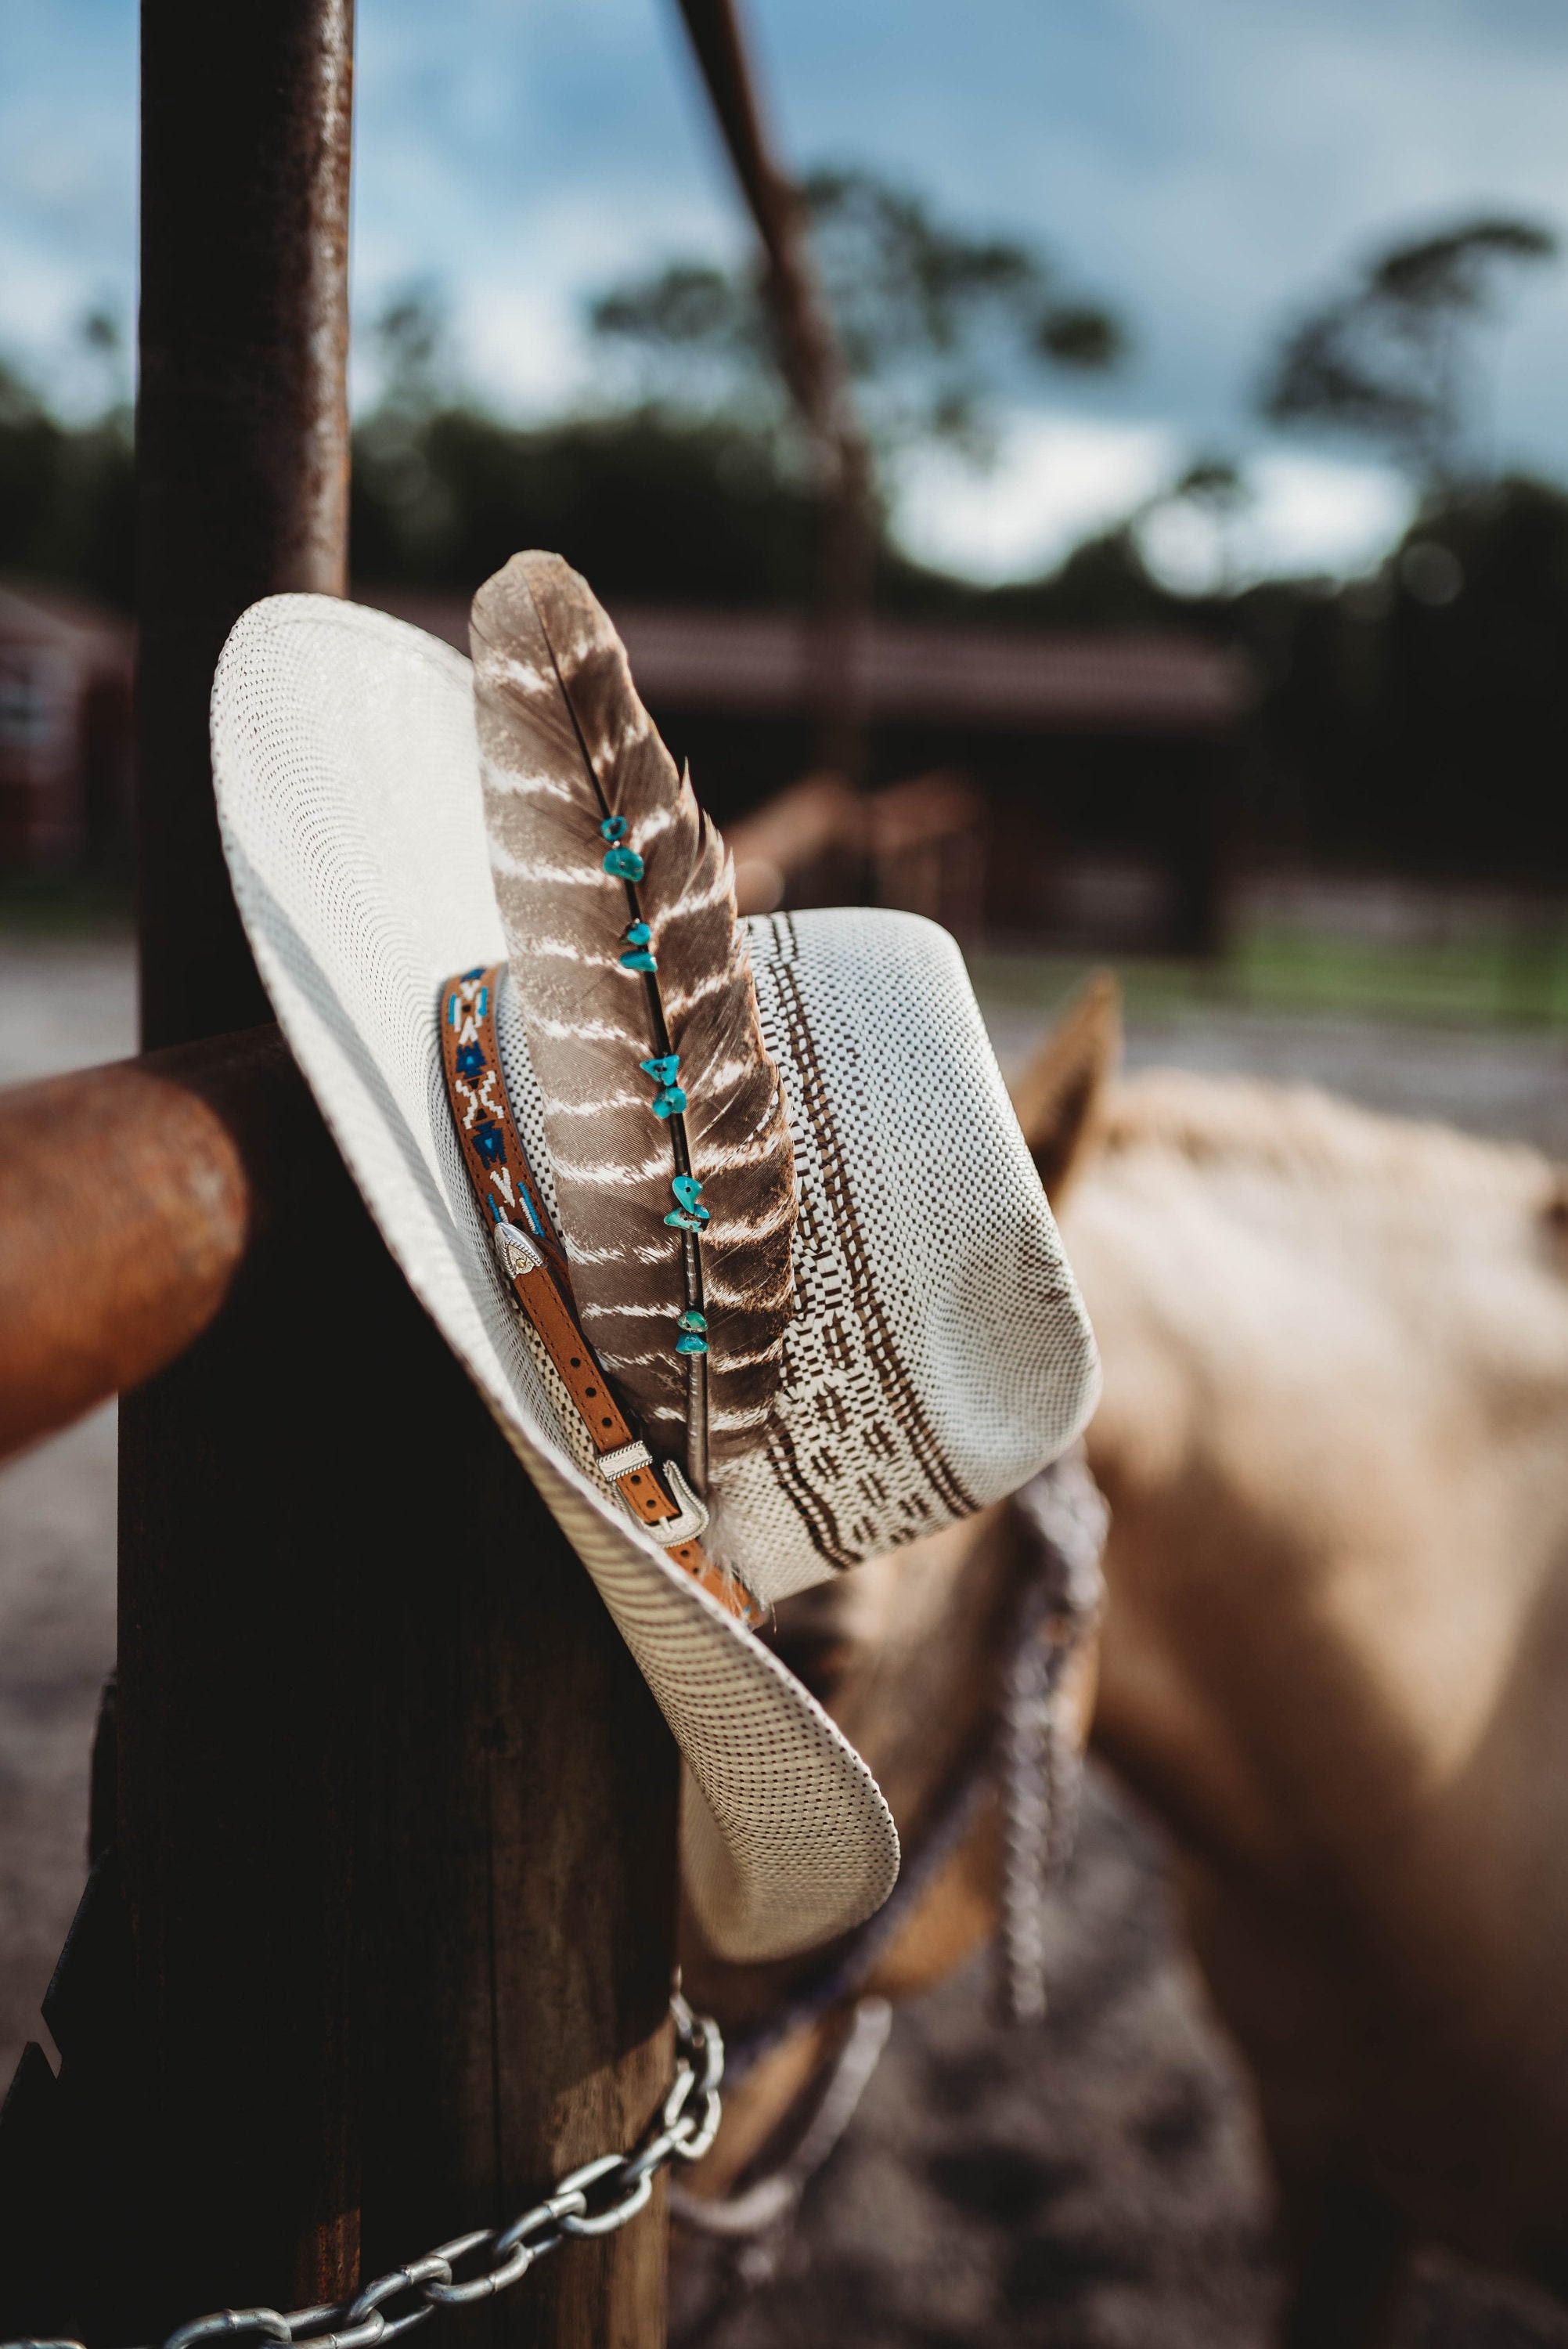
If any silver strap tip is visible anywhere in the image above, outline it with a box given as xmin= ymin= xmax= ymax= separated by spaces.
xmin=494 ymin=1219 xmax=545 ymax=1278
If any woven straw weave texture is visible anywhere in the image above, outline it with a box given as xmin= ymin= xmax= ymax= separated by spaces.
xmin=211 ymin=596 xmax=897 ymax=1961
xmin=210 ymin=593 xmax=1098 ymax=1961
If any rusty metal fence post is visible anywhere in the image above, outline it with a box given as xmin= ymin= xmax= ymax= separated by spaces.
xmin=135 ymin=0 xmax=355 ymax=1048
xmin=0 ymin=2 xmax=681 ymax=2340
xmin=674 ymin=0 xmax=874 ymax=788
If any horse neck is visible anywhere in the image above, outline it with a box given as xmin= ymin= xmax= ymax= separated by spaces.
xmin=1062 ymin=1076 xmax=1568 ymax=1882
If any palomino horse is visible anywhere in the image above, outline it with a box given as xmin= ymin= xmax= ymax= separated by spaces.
xmin=685 ymin=975 xmax=1568 ymax=2346
xmin=1019 ymin=976 xmax=1568 ymax=2344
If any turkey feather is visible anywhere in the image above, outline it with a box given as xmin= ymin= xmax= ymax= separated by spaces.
xmin=471 ymin=551 xmax=797 ymax=1485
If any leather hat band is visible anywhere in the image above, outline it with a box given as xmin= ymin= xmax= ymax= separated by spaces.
xmin=440 ymin=966 xmax=758 ymax=1625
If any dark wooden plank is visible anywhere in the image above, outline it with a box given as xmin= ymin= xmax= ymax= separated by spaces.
xmin=0 ymin=2042 xmax=67 ymax=2333
xmin=0 ymin=1019 xmax=680 ymax=2321
xmin=0 ymin=1033 xmax=679 ymax=2337
xmin=110 ymin=1138 xmax=679 ymax=2336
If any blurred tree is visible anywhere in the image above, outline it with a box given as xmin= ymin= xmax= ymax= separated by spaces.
xmin=1357 ymin=478 xmax=1568 ymax=877
xmin=588 ymin=164 xmax=1124 ymax=465
xmin=1261 ymin=215 xmax=1558 ymax=487
xmin=77 ymin=304 xmax=130 ymax=418
xmin=367 ymin=280 xmax=454 ymax=418
xmin=351 ymin=283 xmax=463 ymax=577
xmin=0 ymin=354 xmax=134 ymax=607
xmin=80 ymin=309 xmax=120 ymax=358
xmin=1167 ymin=457 xmax=1246 ymax=506
xmin=986 ymin=523 xmax=1173 ymax=629
xmin=1130 ymin=455 xmax=1254 ymax=595
xmin=1232 ymin=476 xmax=1568 ymax=881
xmin=351 ymin=406 xmax=822 ymax=604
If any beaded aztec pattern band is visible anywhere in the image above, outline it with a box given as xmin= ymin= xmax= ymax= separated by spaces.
xmin=440 ymin=962 xmax=758 ymax=1627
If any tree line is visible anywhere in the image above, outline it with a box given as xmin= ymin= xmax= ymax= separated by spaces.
xmin=3 ymin=173 xmax=1566 ymax=882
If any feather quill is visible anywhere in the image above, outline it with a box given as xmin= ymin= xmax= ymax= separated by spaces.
xmin=471 ymin=550 xmax=797 ymax=1485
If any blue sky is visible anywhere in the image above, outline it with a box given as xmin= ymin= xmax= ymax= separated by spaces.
xmin=5 ymin=0 xmax=1568 ymax=584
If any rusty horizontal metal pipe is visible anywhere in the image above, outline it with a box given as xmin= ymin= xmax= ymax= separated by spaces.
xmin=0 ymin=1025 xmax=321 ymax=1464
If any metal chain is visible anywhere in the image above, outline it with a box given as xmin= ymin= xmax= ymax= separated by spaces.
xmin=996 ymin=1447 xmax=1108 ymax=2025
xmin=2 ymin=1997 xmax=721 ymax=2349
xmin=669 ymin=1994 xmax=892 ymax=2273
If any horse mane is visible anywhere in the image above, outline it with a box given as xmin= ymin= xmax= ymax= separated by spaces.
xmin=1100 ymin=1067 xmax=1556 ymax=1207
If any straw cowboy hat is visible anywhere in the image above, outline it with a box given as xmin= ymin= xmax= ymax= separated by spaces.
xmin=211 ymin=554 xmax=1098 ymax=1965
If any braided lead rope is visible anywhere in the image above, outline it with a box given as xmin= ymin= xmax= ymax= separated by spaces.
xmin=711 ymin=1447 xmax=1110 ymax=2090
xmin=669 ymin=1994 xmax=892 ymax=2279
xmin=996 ymin=1447 xmax=1108 ymax=2025
xmin=0 ymin=1998 xmax=720 ymax=2349
xmin=669 ymin=1449 xmax=1109 ymax=2310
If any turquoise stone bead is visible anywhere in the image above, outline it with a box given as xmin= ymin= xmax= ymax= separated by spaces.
xmin=640 ymin=1052 xmax=679 ymax=1084
xmin=618 ymin=949 xmax=658 ymax=973
xmin=677 ymin=1309 xmax=708 ymax=1333
xmin=664 ymin=1207 xmax=709 ymax=1231
xmin=675 ymin=1332 xmax=708 ymax=1357
xmin=624 ymin=921 xmax=652 ymax=947
xmin=602 ymin=844 xmax=645 ymax=881
xmin=651 ymin=1084 xmax=687 ymax=1119
xmin=599 ymin=814 xmax=628 ymax=842
xmin=671 ymin=1174 xmax=704 ymax=1212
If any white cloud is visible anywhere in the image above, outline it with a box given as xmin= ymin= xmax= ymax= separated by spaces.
xmin=889 ymin=413 xmax=1179 ymax=584
xmin=348 ymin=163 xmax=737 ymax=418
xmin=457 ymin=280 xmax=588 ymax=415
xmin=5 ymin=0 xmax=1567 ymax=536
xmin=1139 ymin=453 xmax=1416 ymax=592
xmin=888 ymin=417 xmax=1416 ymax=591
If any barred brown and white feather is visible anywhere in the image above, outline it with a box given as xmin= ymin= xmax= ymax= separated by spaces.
xmin=472 ymin=550 xmax=797 ymax=1474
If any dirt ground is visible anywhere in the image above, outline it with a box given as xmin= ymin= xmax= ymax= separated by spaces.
xmin=4 ymin=936 xmax=1567 ymax=2347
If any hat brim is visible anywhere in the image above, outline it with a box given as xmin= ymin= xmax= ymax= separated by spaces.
xmin=211 ymin=594 xmax=897 ymax=1963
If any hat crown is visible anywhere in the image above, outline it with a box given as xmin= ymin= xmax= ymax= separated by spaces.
xmin=487 ymin=897 xmax=1097 ymax=1607
xmin=211 ymin=586 xmax=1098 ymax=1961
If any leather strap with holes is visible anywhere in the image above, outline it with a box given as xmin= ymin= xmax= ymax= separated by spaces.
xmin=440 ymin=965 xmax=756 ymax=1624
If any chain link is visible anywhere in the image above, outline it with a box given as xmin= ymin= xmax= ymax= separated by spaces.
xmin=1 ymin=1998 xmax=720 ymax=2349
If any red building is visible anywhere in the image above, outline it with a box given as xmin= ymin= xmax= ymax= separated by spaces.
xmin=369 ymin=591 xmax=1253 ymax=952
xmin=0 ymin=582 xmax=134 ymax=870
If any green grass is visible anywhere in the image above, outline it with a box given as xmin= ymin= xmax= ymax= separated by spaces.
xmin=0 ymin=871 xmax=134 ymax=936
xmin=5 ymin=867 xmax=1565 ymax=1028
xmin=971 ymin=918 xmax=1568 ymax=1031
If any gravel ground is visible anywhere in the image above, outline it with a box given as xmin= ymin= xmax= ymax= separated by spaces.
xmin=675 ymin=1777 xmax=1568 ymax=2349
xmin=3 ymin=936 xmax=1567 ymax=2346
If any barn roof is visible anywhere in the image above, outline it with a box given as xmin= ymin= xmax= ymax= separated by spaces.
xmin=0 ymin=579 xmax=133 ymax=668
xmin=362 ymin=591 xmax=1251 ymax=740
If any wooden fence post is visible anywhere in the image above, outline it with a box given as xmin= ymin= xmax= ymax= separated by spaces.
xmin=6 ymin=0 xmax=684 ymax=2337
xmin=112 ymin=1106 xmax=679 ymax=2340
